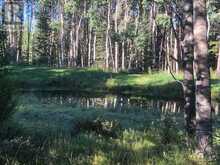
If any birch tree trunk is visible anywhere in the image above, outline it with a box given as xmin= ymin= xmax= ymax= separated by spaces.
xmin=114 ymin=0 xmax=119 ymax=72
xmin=105 ymin=1 xmax=111 ymax=69
xmin=194 ymin=0 xmax=212 ymax=157
xmin=93 ymin=31 xmax=96 ymax=65
xmin=88 ymin=27 xmax=92 ymax=67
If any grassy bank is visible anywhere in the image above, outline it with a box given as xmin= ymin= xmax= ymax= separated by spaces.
xmin=5 ymin=65 xmax=220 ymax=100
xmin=1 ymin=95 xmax=218 ymax=164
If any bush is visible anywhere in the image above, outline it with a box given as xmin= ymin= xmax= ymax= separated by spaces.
xmin=0 ymin=69 xmax=17 ymax=124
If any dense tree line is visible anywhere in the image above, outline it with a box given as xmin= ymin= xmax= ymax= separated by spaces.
xmin=0 ymin=0 xmax=218 ymax=73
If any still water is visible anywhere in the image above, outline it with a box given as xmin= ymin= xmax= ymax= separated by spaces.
xmin=21 ymin=91 xmax=220 ymax=115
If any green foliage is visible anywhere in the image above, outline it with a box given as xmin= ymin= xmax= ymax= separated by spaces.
xmin=32 ymin=2 xmax=52 ymax=65
xmin=156 ymin=14 xmax=170 ymax=28
xmin=134 ymin=20 xmax=150 ymax=50
xmin=88 ymin=1 xmax=106 ymax=31
xmin=64 ymin=0 xmax=80 ymax=14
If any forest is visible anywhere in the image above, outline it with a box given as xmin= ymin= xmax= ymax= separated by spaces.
xmin=0 ymin=0 xmax=220 ymax=164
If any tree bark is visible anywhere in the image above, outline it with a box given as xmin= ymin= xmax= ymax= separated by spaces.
xmin=194 ymin=0 xmax=212 ymax=157
xmin=59 ymin=0 xmax=65 ymax=67
xmin=69 ymin=14 xmax=76 ymax=67
xmin=27 ymin=1 xmax=33 ymax=64
xmin=151 ymin=1 xmax=157 ymax=69
xmin=217 ymin=39 xmax=220 ymax=76
xmin=88 ymin=27 xmax=92 ymax=67
xmin=93 ymin=31 xmax=96 ymax=65
xmin=105 ymin=1 xmax=111 ymax=69
xmin=114 ymin=0 xmax=119 ymax=72
xmin=122 ymin=41 xmax=125 ymax=70
xmin=183 ymin=0 xmax=196 ymax=136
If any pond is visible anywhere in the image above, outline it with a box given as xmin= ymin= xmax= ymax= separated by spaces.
xmin=20 ymin=91 xmax=220 ymax=116
xmin=4 ymin=91 xmax=220 ymax=164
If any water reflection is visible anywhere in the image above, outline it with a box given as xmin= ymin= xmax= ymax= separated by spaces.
xmin=21 ymin=91 xmax=220 ymax=115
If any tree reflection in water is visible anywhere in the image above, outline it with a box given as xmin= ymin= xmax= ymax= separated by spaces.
xmin=21 ymin=91 xmax=220 ymax=115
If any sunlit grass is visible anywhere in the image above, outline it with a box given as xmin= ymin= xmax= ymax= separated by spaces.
xmin=106 ymin=71 xmax=182 ymax=87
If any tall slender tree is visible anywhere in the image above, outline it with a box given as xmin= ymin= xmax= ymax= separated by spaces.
xmin=194 ymin=0 xmax=212 ymax=157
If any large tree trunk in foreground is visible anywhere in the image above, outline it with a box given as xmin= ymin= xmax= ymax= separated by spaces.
xmin=194 ymin=0 xmax=212 ymax=157
xmin=183 ymin=0 xmax=195 ymax=136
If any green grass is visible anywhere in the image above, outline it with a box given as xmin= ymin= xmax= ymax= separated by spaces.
xmin=5 ymin=65 xmax=220 ymax=100
xmin=5 ymin=65 xmax=182 ymax=99
xmin=1 ymin=95 xmax=216 ymax=164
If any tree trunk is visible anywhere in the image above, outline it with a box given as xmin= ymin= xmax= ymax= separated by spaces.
xmin=27 ymin=1 xmax=33 ymax=64
xmin=69 ymin=14 xmax=76 ymax=67
xmin=217 ymin=39 xmax=220 ymax=76
xmin=109 ymin=36 xmax=114 ymax=68
xmin=194 ymin=0 xmax=212 ymax=157
xmin=49 ymin=31 xmax=54 ymax=67
xmin=59 ymin=0 xmax=65 ymax=67
xmin=183 ymin=0 xmax=196 ymax=136
xmin=106 ymin=1 xmax=111 ymax=69
xmin=75 ymin=16 xmax=83 ymax=67
xmin=16 ymin=1 xmax=24 ymax=64
xmin=174 ymin=38 xmax=178 ymax=72
xmin=151 ymin=1 xmax=157 ymax=69
xmin=93 ymin=31 xmax=96 ymax=65
xmin=69 ymin=24 xmax=74 ymax=67
xmin=17 ymin=24 xmax=23 ymax=64
xmin=121 ymin=0 xmax=128 ymax=71
xmin=114 ymin=0 xmax=119 ymax=72
xmin=88 ymin=27 xmax=92 ymax=67
xmin=122 ymin=41 xmax=125 ymax=70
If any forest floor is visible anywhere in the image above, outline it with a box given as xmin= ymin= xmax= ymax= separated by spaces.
xmin=5 ymin=65 xmax=220 ymax=101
